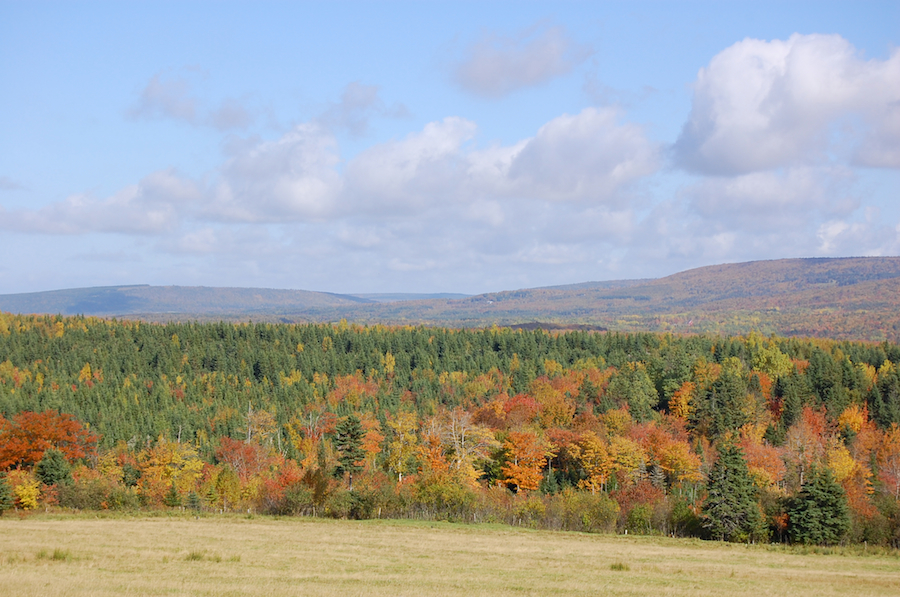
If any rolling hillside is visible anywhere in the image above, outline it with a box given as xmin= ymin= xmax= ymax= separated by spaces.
xmin=2 ymin=257 xmax=900 ymax=341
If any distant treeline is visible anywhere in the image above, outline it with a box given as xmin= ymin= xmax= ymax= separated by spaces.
xmin=1 ymin=312 xmax=900 ymax=546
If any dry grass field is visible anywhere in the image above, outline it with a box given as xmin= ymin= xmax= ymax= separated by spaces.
xmin=0 ymin=513 xmax=898 ymax=596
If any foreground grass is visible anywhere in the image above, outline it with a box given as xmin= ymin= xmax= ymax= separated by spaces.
xmin=0 ymin=514 xmax=898 ymax=596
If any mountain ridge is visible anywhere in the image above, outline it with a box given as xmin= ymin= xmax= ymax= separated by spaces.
xmin=3 ymin=257 xmax=900 ymax=341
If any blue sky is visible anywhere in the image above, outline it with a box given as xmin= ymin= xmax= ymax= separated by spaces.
xmin=1 ymin=1 xmax=897 ymax=295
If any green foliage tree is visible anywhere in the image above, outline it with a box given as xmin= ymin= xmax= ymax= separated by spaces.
xmin=334 ymin=414 xmax=365 ymax=491
xmin=186 ymin=490 xmax=202 ymax=512
xmin=606 ymin=362 xmax=658 ymax=422
xmin=702 ymin=443 xmax=766 ymax=542
xmin=164 ymin=483 xmax=182 ymax=508
xmin=693 ymin=362 xmax=750 ymax=439
xmin=0 ymin=473 xmax=12 ymax=516
xmin=35 ymin=447 xmax=72 ymax=487
xmin=786 ymin=466 xmax=851 ymax=545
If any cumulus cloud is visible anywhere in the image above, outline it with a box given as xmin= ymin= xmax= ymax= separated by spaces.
xmin=345 ymin=107 xmax=659 ymax=212
xmin=674 ymin=34 xmax=900 ymax=174
xmin=506 ymin=107 xmax=660 ymax=202
xmin=1 ymin=99 xmax=693 ymax=292
xmin=686 ymin=166 xmax=858 ymax=228
xmin=453 ymin=24 xmax=592 ymax=98
xmin=344 ymin=117 xmax=478 ymax=212
xmin=0 ymin=170 xmax=201 ymax=235
xmin=209 ymin=123 xmax=342 ymax=222
xmin=632 ymin=163 xmax=899 ymax=274
xmin=4 ymin=102 xmax=659 ymax=265
xmin=318 ymin=82 xmax=409 ymax=136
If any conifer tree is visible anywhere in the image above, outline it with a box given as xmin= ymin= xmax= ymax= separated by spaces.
xmin=787 ymin=466 xmax=850 ymax=545
xmin=334 ymin=414 xmax=365 ymax=490
xmin=702 ymin=443 xmax=766 ymax=542
xmin=0 ymin=473 xmax=12 ymax=516
xmin=35 ymin=448 xmax=72 ymax=487
xmin=164 ymin=483 xmax=182 ymax=508
xmin=186 ymin=491 xmax=202 ymax=512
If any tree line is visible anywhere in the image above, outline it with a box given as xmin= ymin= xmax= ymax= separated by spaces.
xmin=1 ymin=312 xmax=899 ymax=546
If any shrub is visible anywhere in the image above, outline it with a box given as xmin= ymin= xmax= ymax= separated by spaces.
xmin=626 ymin=503 xmax=654 ymax=534
xmin=548 ymin=489 xmax=618 ymax=533
xmin=514 ymin=494 xmax=547 ymax=528
xmin=413 ymin=474 xmax=477 ymax=522
xmin=669 ymin=498 xmax=702 ymax=537
xmin=266 ymin=484 xmax=315 ymax=516
xmin=58 ymin=479 xmax=111 ymax=510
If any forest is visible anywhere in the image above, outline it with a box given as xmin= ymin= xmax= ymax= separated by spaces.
xmin=1 ymin=311 xmax=900 ymax=546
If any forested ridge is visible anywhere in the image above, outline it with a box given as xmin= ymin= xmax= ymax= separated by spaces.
xmin=6 ymin=258 xmax=900 ymax=342
xmin=2 ymin=312 xmax=900 ymax=546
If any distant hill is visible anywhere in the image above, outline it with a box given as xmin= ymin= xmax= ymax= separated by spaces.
xmin=3 ymin=257 xmax=900 ymax=341
xmin=349 ymin=293 xmax=471 ymax=303
xmin=0 ymin=285 xmax=373 ymax=317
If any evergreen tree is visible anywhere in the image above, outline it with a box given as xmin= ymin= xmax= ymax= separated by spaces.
xmin=334 ymin=414 xmax=365 ymax=491
xmin=702 ymin=443 xmax=766 ymax=542
xmin=787 ymin=466 xmax=851 ymax=545
xmin=35 ymin=448 xmax=72 ymax=487
xmin=0 ymin=473 xmax=13 ymax=516
xmin=606 ymin=362 xmax=658 ymax=422
xmin=164 ymin=483 xmax=182 ymax=508
xmin=186 ymin=491 xmax=202 ymax=512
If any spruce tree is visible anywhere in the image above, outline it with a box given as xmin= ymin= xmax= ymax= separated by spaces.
xmin=0 ymin=473 xmax=13 ymax=516
xmin=787 ymin=466 xmax=850 ymax=545
xmin=186 ymin=491 xmax=202 ymax=512
xmin=334 ymin=414 xmax=365 ymax=491
xmin=164 ymin=483 xmax=182 ymax=508
xmin=702 ymin=443 xmax=766 ymax=542
xmin=35 ymin=448 xmax=72 ymax=487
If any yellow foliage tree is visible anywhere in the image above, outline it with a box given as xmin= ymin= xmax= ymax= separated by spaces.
xmin=570 ymin=432 xmax=614 ymax=493
xmin=6 ymin=469 xmax=40 ymax=510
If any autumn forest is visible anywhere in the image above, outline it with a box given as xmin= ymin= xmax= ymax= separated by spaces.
xmin=1 ymin=312 xmax=900 ymax=547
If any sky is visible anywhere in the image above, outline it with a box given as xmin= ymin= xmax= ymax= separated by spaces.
xmin=1 ymin=1 xmax=898 ymax=295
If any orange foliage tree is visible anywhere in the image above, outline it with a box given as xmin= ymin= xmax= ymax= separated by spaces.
xmin=501 ymin=430 xmax=553 ymax=492
xmin=0 ymin=410 xmax=99 ymax=470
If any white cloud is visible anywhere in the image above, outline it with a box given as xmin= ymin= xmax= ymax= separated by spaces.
xmin=344 ymin=107 xmax=659 ymax=211
xmin=0 ymin=170 xmax=200 ymax=235
xmin=453 ymin=24 xmax=592 ymax=98
xmin=686 ymin=166 xmax=858 ymax=228
xmin=4 ymin=103 xmax=659 ymax=273
xmin=674 ymin=34 xmax=900 ymax=174
xmin=209 ymin=123 xmax=342 ymax=222
xmin=506 ymin=107 xmax=660 ymax=202
xmin=343 ymin=117 xmax=478 ymax=212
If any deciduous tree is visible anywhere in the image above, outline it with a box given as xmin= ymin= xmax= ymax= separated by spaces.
xmin=0 ymin=410 xmax=98 ymax=470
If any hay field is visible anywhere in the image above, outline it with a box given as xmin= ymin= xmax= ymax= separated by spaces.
xmin=0 ymin=514 xmax=897 ymax=596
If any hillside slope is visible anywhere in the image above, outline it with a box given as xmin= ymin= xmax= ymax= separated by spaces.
xmin=2 ymin=257 xmax=900 ymax=340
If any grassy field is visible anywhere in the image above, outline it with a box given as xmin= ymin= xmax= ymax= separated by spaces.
xmin=0 ymin=514 xmax=898 ymax=596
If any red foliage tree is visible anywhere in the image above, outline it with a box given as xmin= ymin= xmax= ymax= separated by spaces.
xmin=0 ymin=410 xmax=98 ymax=470
xmin=215 ymin=436 xmax=278 ymax=482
